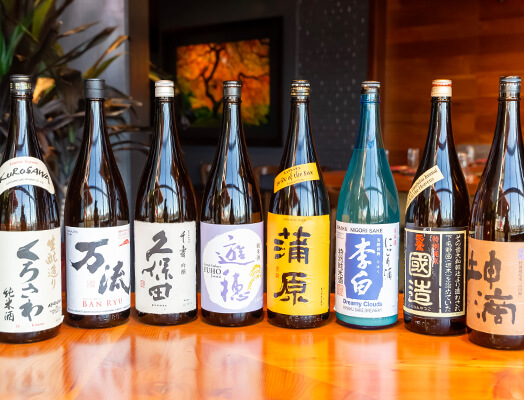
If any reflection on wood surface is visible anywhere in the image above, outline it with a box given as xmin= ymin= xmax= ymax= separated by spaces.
xmin=0 ymin=295 xmax=523 ymax=399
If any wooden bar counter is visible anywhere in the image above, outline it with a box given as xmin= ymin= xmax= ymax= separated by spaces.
xmin=0 ymin=295 xmax=522 ymax=399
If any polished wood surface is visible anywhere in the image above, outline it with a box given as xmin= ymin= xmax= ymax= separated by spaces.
xmin=323 ymin=169 xmax=480 ymax=194
xmin=372 ymin=0 xmax=524 ymax=165
xmin=1 ymin=294 xmax=522 ymax=400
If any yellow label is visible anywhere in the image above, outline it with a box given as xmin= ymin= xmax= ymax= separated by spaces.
xmin=267 ymin=213 xmax=330 ymax=316
xmin=273 ymin=163 xmax=319 ymax=193
xmin=405 ymin=165 xmax=444 ymax=212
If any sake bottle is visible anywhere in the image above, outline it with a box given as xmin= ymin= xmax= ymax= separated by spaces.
xmin=65 ymin=79 xmax=131 ymax=329
xmin=468 ymin=76 xmax=524 ymax=350
xmin=0 ymin=75 xmax=62 ymax=343
xmin=267 ymin=80 xmax=330 ymax=329
xmin=200 ymin=81 xmax=264 ymax=327
xmin=135 ymin=80 xmax=197 ymax=325
xmin=335 ymin=81 xmax=400 ymax=329
xmin=404 ymin=79 xmax=469 ymax=335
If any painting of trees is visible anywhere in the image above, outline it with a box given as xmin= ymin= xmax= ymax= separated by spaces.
xmin=176 ymin=38 xmax=270 ymax=127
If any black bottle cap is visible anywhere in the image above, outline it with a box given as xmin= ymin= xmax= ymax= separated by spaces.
xmin=10 ymin=75 xmax=32 ymax=94
xmin=223 ymin=81 xmax=242 ymax=99
xmin=84 ymin=79 xmax=106 ymax=99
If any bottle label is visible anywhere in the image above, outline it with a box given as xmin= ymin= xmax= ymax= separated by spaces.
xmin=467 ymin=238 xmax=524 ymax=336
xmin=200 ymin=222 xmax=264 ymax=313
xmin=334 ymin=221 xmax=399 ymax=319
xmin=66 ymin=225 xmax=131 ymax=315
xmin=134 ymin=221 xmax=196 ymax=314
xmin=405 ymin=165 xmax=444 ymax=212
xmin=0 ymin=156 xmax=55 ymax=195
xmin=267 ymin=213 xmax=330 ymax=316
xmin=273 ymin=162 xmax=319 ymax=193
xmin=404 ymin=225 xmax=467 ymax=317
xmin=0 ymin=228 xmax=62 ymax=333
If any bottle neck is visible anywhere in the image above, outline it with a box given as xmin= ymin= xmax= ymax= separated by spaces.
xmin=494 ymin=97 xmax=522 ymax=152
xmin=285 ymin=98 xmax=315 ymax=163
xmin=4 ymin=94 xmax=41 ymax=159
xmin=83 ymin=99 xmax=108 ymax=150
xmin=355 ymin=93 xmax=383 ymax=150
xmin=424 ymin=97 xmax=453 ymax=161
xmin=153 ymin=98 xmax=177 ymax=158
xmin=219 ymin=99 xmax=244 ymax=152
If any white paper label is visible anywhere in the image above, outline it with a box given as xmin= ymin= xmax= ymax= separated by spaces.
xmin=0 ymin=228 xmax=62 ymax=333
xmin=134 ymin=221 xmax=196 ymax=314
xmin=66 ymin=225 xmax=131 ymax=315
xmin=405 ymin=165 xmax=444 ymax=212
xmin=0 ymin=156 xmax=55 ymax=195
xmin=335 ymin=221 xmax=399 ymax=319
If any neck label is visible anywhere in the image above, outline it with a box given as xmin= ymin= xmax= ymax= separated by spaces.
xmin=0 ymin=156 xmax=55 ymax=195
xmin=274 ymin=162 xmax=319 ymax=193
xmin=406 ymin=165 xmax=444 ymax=212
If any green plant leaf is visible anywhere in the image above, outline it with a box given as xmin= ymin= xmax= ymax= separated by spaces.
xmin=32 ymin=0 xmax=54 ymax=38
xmin=0 ymin=22 xmax=25 ymax=82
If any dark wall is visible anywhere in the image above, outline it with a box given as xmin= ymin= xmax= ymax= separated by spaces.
xmin=297 ymin=0 xmax=369 ymax=170
xmin=148 ymin=0 xmax=369 ymax=186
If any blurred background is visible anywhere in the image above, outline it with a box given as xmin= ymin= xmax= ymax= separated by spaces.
xmin=1 ymin=0 xmax=523 ymax=225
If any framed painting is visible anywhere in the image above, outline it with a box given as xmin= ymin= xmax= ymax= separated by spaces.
xmin=162 ymin=17 xmax=283 ymax=146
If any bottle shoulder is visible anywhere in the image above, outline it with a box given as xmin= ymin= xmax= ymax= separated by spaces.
xmin=135 ymin=170 xmax=197 ymax=223
xmin=338 ymin=148 xmax=399 ymax=223
xmin=270 ymin=178 xmax=330 ymax=217
xmin=200 ymin=160 xmax=262 ymax=223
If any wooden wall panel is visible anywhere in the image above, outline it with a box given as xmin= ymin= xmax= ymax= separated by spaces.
xmin=376 ymin=0 xmax=524 ymax=164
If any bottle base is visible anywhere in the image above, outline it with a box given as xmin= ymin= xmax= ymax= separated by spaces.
xmin=136 ymin=309 xmax=197 ymax=326
xmin=201 ymin=308 xmax=263 ymax=327
xmin=66 ymin=309 xmax=130 ymax=329
xmin=335 ymin=312 xmax=397 ymax=330
xmin=403 ymin=312 xmax=466 ymax=336
xmin=469 ymin=329 xmax=524 ymax=350
xmin=267 ymin=310 xmax=330 ymax=329
xmin=0 ymin=325 xmax=61 ymax=344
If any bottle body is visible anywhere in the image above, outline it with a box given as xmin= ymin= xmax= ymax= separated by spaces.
xmin=468 ymin=76 xmax=524 ymax=349
xmin=267 ymin=81 xmax=330 ymax=329
xmin=200 ymin=81 xmax=264 ymax=327
xmin=0 ymin=75 xmax=62 ymax=343
xmin=134 ymin=81 xmax=197 ymax=325
xmin=404 ymin=80 xmax=469 ymax=335
xmin=335 ymin=81 xmax=400 ymax=329
xmin=65 ymin=79 xmax=131 ymax=329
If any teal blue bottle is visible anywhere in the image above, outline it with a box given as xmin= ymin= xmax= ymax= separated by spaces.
xmin=335 ymin=81 xmax=400 ymax=329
